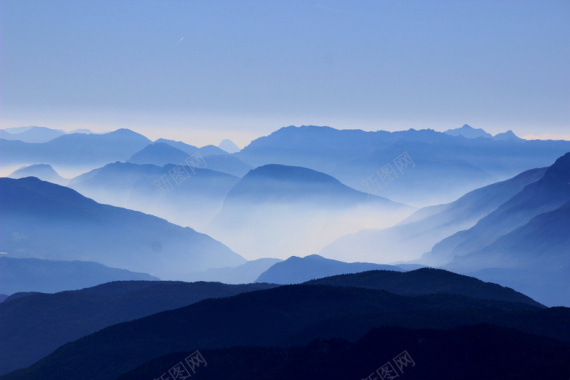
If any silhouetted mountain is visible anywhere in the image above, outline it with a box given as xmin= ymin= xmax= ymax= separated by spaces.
xmin=235 ymin=125 xmax=570 ymax=205
xmin=305 ymin=268 xmax=542 ymax=308
xmin=0 ymin=295 xmax=7 ymax=303
xmin=0 ymin=281 xmax=277 ymax=375
xmin=69 ymin=162 xmax=240 ymax=229
xmin=320 ymin=166 xmax=546 ymax=262
xmin=9 ymin=163 xmax=68 ymax=185
xmin=127 ymin=142 xmax=189 ymax=166
xmin=4 ymin=283 xmax=566 ymax=380
xmin=0 ymin=256 xmax=157 ymax=295
xmin=0 ymin=177 xmax=245 ymax=279
xmin=423 ymin=152 xmax=570 ymax=266
xmin=444 ymin=124 xmax=493 ymax=139
xmin=0 ymin=126 xmax=65 ymax=143
xmin=0 ymin=129 xmax=151 ymax=167
xmin=118 ymin=325 xmax=570 ymax=380
xmin=255 ymin=255 xmax=403 ymax=284
xmin=218 ymin=139 xmax=240 ymax=153
xmin=187 ymin=258 xmax=282 ymax=283
xmin=207 ymin=164 xmax=411 ymax=259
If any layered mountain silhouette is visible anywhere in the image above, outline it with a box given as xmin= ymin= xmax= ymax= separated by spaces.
xmin=255 ymin=255 xmax=404 ymax=284
xmin=423 ymin=152 xmax=570 ymax=265
xmin=69 ymin=162 xmax=240 ymax=228
xmin=320 ymin=166 xmax=546 ymax=262
xmin=0 ymin=281 xmax=277 ymax=375
xmin=235 ymin=125 xmax=570 ymax=205
xmin=9 ymin=164 xmax=68 ymax=185
xmin=0 ymin=177 xmax=245 ymax=279
xmin=207 ymin=164 xmax=412 ymax=259
xmin=4 ymin=279 xmax=564 ymax=380
xmin=0 ymin=256 xmax=157 ymax=295
xmin=0 ymin=128 xmax=151 ymax=168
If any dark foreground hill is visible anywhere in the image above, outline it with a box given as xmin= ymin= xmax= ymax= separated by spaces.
xmin=117 ymin=324 xmax=570 ymax=380
xmin=0 ymin=281 xmax=277 ymax=375
xmin=4 ymin=284 xmax=567 ymax=380
xmin=306 ymin=268 xmax=543 ymax=307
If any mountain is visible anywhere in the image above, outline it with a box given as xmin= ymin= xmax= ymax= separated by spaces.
xmin=444 ymin=124 xmax=493 ymax=139
xmin=127 ymin=142 xmax=250 ymax=176
xmin=423 ymin=152 xmax=570 ymax=266
xmin=69 ymin=162 xmax=240 ymax=229
xmin=306 ymin=268 xmax=542 ymax=307
xmin=494 ymin=129 xmax=522 ymax=141
xmin=0 ymin=126 xmax=65 ymax=143
xmin=451 ymin=200 xmax=570 ymax=306
xmin=154 ymin=138 xmax=199 ymax=155
xmin=0 ymin=256 xmax=157 ymax=295
xmin=186 ymin=258 xmax=282 ymax=283
xmin=4 ymin=283 xmax=566 ymax=380
xmin=218 ymin=139 xmax=240 ymax=153
xmin=199 ymin=144 xmax=229 ymax=157
xmin=319 ymin=166 xmax=546 ymax=263
xmin=127 ymin=142 xmax=189 ymax=166
xmin=9 ymin=164 xmax=67 ymax=185
xmin=0 ymin=295 xmax=7 ymax=303
xmin=235 ymin=125 xmax=570 ymax=205
xmin=118 ymin=325 xmax=570 ymax=380
xmin=0 ymin=281 xmax=277 ymax=375
xmin=207 ymin=164 xmax=412 ymax=260
xmin=0 ymin=177 xmax=245 ymax=279
xmin=0 ymin=128 xmax=151 ymax=168
xmin=255 ymin=255 xmax=404 ymax=284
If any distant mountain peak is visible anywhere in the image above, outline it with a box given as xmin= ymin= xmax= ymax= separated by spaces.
xmin=218 ymin=139 xmax=240 ymax=153
xmin=445 ymin=124 xmax=493 ymax=139
xmin=494 ymin=130 xmax=521 ymax=141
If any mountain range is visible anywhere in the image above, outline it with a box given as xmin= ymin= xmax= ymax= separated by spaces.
xmin=235 ymin=125 xmax=570 ymax=205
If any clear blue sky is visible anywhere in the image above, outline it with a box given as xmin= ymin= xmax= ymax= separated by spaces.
xmin=1 ymin=0 xmax=568 ymax=146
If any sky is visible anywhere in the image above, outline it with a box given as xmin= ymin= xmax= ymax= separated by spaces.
xmin=1 ymin=0 xmax=569 ymax=147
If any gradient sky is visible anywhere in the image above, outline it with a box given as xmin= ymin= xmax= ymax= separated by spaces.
xmin=1 ymin=0 xmax=569 ymax=146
